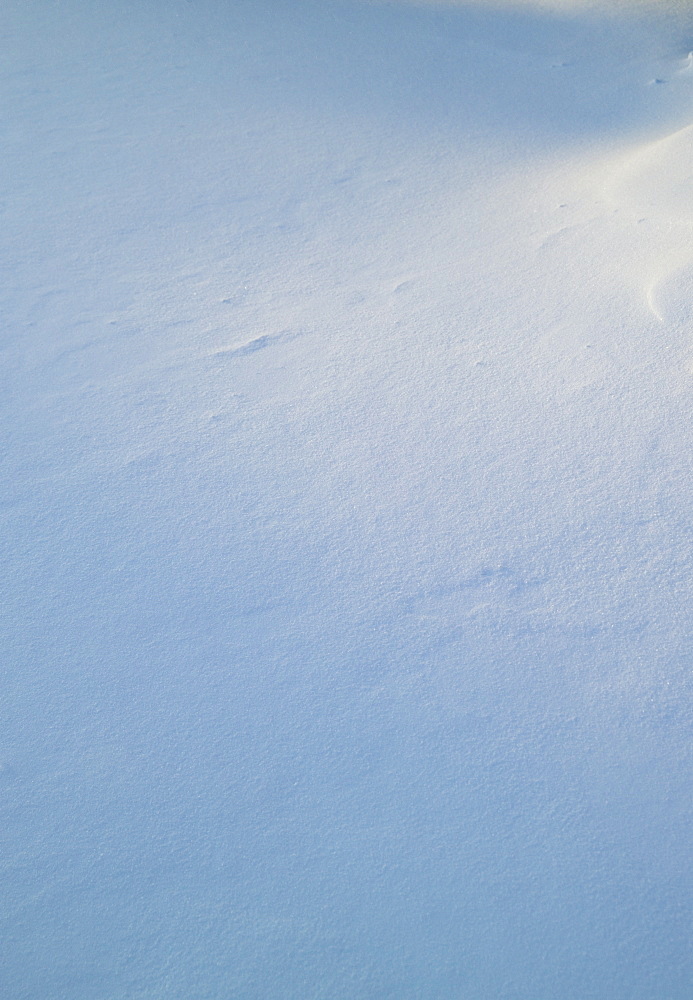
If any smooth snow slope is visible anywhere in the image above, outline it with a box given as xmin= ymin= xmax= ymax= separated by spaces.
xmin=1 ymin=1 xmax=692 ymax=997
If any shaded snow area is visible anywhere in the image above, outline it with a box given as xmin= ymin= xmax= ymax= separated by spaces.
xmin=1 ymin=0 xmax=692 ymax=996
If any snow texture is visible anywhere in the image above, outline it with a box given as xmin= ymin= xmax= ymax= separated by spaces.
xmin=1 ymin=0 xmax=691 ymax=997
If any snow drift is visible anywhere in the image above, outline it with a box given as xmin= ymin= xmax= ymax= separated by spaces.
xmin=1 ymin=1 xmax=691 ymax=997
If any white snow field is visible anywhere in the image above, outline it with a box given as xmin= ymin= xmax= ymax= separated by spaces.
xmin=1 ymin=0 xmax=692 ymax=996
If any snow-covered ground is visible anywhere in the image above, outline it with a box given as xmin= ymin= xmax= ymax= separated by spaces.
xmin=1 ymin=1 xmax=691 ymax=996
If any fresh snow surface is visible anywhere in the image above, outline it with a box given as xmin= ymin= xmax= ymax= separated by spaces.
xmin=1 ymin=1 xmax=692 ymax=997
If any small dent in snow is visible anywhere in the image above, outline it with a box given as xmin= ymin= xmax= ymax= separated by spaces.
xmin=213 ymin=329 xmax=304 ymax=358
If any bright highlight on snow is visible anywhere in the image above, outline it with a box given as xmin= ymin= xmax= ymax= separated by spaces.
xmin=1 ymin=0 xmax=691 ymax=997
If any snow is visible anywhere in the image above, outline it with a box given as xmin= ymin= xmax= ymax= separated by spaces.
xmin=1 ymin=0 xmax=691 ymax=997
